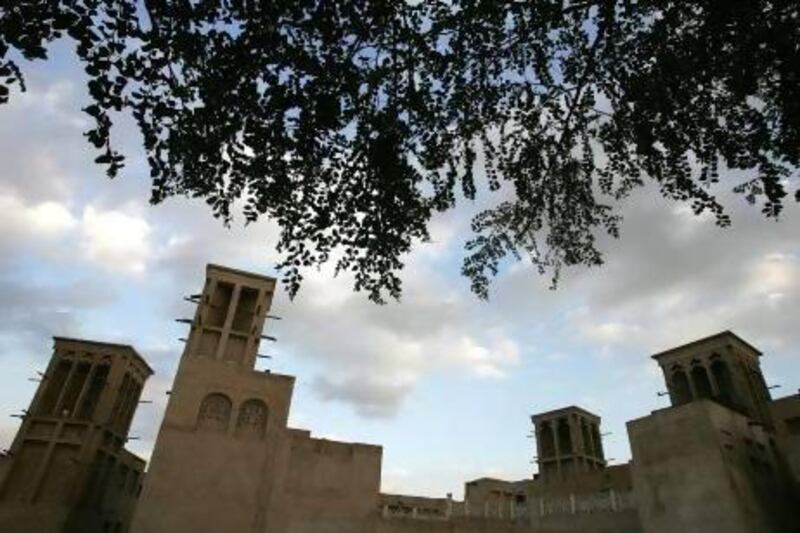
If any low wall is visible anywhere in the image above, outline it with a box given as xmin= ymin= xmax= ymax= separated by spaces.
xmin=376 ymin=516 xmax=586 ymax=533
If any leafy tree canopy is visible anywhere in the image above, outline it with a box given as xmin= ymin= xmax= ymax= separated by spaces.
xmin=2 ymin=1 xmax=798 ymax=302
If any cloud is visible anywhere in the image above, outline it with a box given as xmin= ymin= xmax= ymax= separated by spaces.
xmin=314 ymin=374 xmax=416 ymax=418
xmin=0 ymin=57 xmax=163 ymax=278
xmin=512 ymin=181 xmax=800 ymax=359
xmin=0 ymin=194 xmax=77 ymax=239
xmin=438 ymin=336 xmax=519 ymax=378
xmin=0 ymin=277 xmax=116 ymax=356
xmin=80 ymin=205 xmax=152 ymax=274
xmin=186 ymin=174 xmax=798 ymax=420
xmin=382 ymin=466 xmax=413 ymax=494
xmin=276 ymin=267 xmax=522 ymax=417
xmin=579 ymin=321 xmax=641 ymax=347
xmin=7 ymin=79 xmax=90 ymax=130
xmin=150 ymin=202 xmax=282 ymax=286
xmin=0 ymin=192 xmax=154 ymax=274
xmin=0 ymin=54 xmax=527 ymax=422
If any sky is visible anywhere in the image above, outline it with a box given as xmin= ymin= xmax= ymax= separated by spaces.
xmin=1 ymin=41 xmax=799 ymax=500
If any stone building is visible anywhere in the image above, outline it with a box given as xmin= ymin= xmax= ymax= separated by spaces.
xmin=130 ymin=264 xmax=382 ymax=533
xmin=628 ymin=332 xmax=799 ymax=533
xmin=0 ymin=263 xmax=798 ymax=533
xmin=0 ymin=337 xmax=151 ymax=533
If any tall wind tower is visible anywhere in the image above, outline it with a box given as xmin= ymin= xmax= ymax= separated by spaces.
xmin=0 ymin=337 xmax=151 ymax=533
xmin=131 ymin=264 xmax=296 ymax=533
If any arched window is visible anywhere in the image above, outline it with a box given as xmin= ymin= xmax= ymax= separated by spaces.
xmin=671 ymin=370 xmax=692 ymax=405
xmin=539 ymin=422 xmax=555 ymax=458
xmin=557 ymin=418 xmax=573 ymax=454
xmin=197 ymin=393 xmax=232 ymax=432
xmin=235 ymin=399 xmax=268 ymax=439
xmin=691 ymin=365 xmax=713 ymax=399
xmin=711 ymin=360 xmax=736 ymax=407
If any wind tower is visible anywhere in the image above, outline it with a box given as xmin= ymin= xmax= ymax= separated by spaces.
xmin=531 ymin=406 xmax=606 ymax=482
xmin=0 ymin=337 xmax=152 ymax=533
xmin=652 ymin=330 xmax=774 ymax=427
xmin=131 ymin=264 xmax=296 ymax=533
xmin=628 ymin=331 xmax=794 ymax=533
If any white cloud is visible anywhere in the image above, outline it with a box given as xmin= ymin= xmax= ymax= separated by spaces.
xmin=439 ymin=336 xmax=520 ymax=379
xmin=30 ymin=201 xmax=78 ymax=235
xmin=277 ymin=272 xmax=522 ymax=417
xmin=0 ymin=193 xmax=155 ymax=275
xmin=314 ymin=374 xmax=416 ymax=418
xmin=580 ymin=321 xmax=642 ymax=347
xmin=0 ymin=194 xmax=81 ymax=269
xmin=0 ymin=194 xmax=77 ymax=238
xmin=745 ymin=252 xmax=798 ymax=297
xmin=540 ymin=183 xmax=800 ymax=360
xmin=382 ymin=467 xmax=413 ymax=494
xmin=6 ymin=80 xmax=90 ymax=130
xmin=80 ymin=206 xmax=152 ymax=274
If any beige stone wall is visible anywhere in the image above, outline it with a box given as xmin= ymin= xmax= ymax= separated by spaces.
xmin=463 ymin=478 xmax=528 ymax=515
xmin=629 ymin=400 xmax=794 ymax=533
xmin=376 ymin=518 xmax=525 ymax=533
xmin=379 ymin=493 xmax=455 ymax=521
xmin=375 ymin=516 xmax=604 ymax=533
xmin=133 ymin=406 xmax=383 ymax=533
xmin=525 ymin=464 xmax=641 ymax=533
xmin=270 ymin=434 xmax=382 ymax=533
xmin=376 ymin=471 xmax=639 ymax=533
xmin=770 ymin=394 xmax=800 ymax=483
xmin=131 ymin=358 xmax=297 ymax=533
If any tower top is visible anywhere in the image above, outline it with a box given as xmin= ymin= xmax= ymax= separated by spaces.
xmin=651 ymin=331 xmax=773 ymax=427
xmin=206 ymin=263 xmax=278 ymax=284
xmin=531 ymin=405 xmax=601 ymax=423
xmin=651 ymin=330 xmax=761 ymax=362
xmin=531 ymin=405 xmax=606 ymax=481
xmin=181 ymin=263 xmax=278 ymax=369
xmin=52 ymin=336 xmax=153 ymax=376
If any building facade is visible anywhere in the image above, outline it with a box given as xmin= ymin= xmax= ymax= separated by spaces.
xmin=629 ymin=332 xmax=799 ymax=533
xmin=130 ymin=264 xmax=382 ymax=533
xmin=1 ymin=264 xmax=798 ymax=533
xmin=0 ymin=338 xmax=152 ymax=533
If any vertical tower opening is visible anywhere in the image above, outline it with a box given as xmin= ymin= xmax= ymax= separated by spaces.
xmin=206 ymin=282 xmax=234 ymax=328
xmin=557 ymin=418 xmax=573 ymax=455
xmin=691 ymin=365 xmax=713 ymax=399
xmin=539 ymin=422 xmax=555 ymax=458
xmin=591 ymin=424 xmax=604 ymax=460
xmin=580 ymin=420 xmax=592 ymax=456
xmin=77 ymin=364 xmax=109 ymax=420
xmin=36 ymin=358 xmax=71 ymax=416
xmin=710 ymin=359 xmax=736 ymax=407
xmin=232 ymin=287 xmax=259 ymax=333
xmin=671 ymin=370 xmax=692 ymax=405
xmin=60 ymin=362 xmax=91 ymax=417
